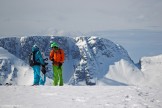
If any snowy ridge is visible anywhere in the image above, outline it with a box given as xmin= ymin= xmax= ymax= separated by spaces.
xmin=0 ymin=36 xmax=162 ymax=87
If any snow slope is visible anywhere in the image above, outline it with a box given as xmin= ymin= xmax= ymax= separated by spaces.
xmin=0 ymin=47 xmax=53 ymax=85
xmin=0 ymin=86 xmax=161 ymax=108
xmin=0 ymin=47 xmax=33 ymax=85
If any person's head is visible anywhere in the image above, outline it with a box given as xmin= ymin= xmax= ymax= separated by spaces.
xmin=51 ymin=42 xmax=59 ymax=50
xmin=32 ymin=44 xmax=39 ymax=52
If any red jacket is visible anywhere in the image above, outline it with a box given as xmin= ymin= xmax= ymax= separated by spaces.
xmin=49 ymin=48 xmax=65 ymax=66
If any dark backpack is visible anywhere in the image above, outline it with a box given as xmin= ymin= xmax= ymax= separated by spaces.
xmin=29 ymin=51 xmax=40 ymax=66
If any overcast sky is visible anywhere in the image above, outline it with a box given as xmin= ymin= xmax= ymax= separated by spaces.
xmin=0 ymin=0 xmax=162 ymax=62
xmin=0 ymin=0 xmax=162 ymax=36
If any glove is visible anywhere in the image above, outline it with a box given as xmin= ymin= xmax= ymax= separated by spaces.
xmin=44 ymin=58 xmax=48 ymax=61
xmin=45 ymin=63 xmax=48 ymax=66
xmin=41 ymin=66 xmax=46 ymax=74
xmin=58 ymin=63 xmax=62 ymax=68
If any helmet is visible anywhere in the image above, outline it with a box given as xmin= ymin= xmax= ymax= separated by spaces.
xmin=33 ymin=44 xmax=38 ymax=48
xmin=32 ymin=44 xmax=39 ymax=52
xmin=51 ymin=42 xmax=58 ymax=48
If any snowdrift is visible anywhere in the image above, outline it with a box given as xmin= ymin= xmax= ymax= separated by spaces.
xmin=140 ymin=54 xmax=162 ymax=87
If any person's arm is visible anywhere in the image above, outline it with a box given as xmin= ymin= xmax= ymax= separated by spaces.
xmin=60 ymin=49 xmax=65 ymax=63
xmin=49 ymin=50 xmax=54 ymax=61
xmin=37 ymin=51 xmax=45 ymax=65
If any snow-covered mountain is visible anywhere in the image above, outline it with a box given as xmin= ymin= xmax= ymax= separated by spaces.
xmin=0 ymin=36 xmax=162 ymax=87
xmin=0 ymin=47 xmax=33 ymax=85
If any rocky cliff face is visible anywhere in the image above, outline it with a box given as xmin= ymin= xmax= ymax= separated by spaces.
xmin=0 ymin=36 xmax=133 ymax=85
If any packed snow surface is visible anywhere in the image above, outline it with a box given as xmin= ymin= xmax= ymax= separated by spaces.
xmin=0 ymin=86 xmax=161 ymax=108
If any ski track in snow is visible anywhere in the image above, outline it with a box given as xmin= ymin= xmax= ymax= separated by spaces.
xmin=0 ymin=86 xmax=161 ymax=108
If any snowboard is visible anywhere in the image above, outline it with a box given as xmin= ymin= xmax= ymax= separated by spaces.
xmin=40 ymin=52 xmax=48 ymax=84
xmin=41 ymin=52 xmax=48 ymax=75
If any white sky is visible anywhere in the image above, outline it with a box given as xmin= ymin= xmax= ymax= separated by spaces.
xmin=0 ymin=0 xmax=162 ymax=36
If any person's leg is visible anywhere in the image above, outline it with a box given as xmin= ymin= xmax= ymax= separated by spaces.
xmin=39 ymin=72 xmax=46 ymax=85
xmin=53 ymin=65 xmax=59 ymax=86
xmin=58 ymin=67 xmax=63 ymax=86
xmin=32 ymin=66 xmax=40 ymax=85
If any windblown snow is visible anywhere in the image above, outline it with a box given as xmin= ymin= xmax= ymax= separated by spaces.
xmin=0 ymin=36 xmax=162 ymax=108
